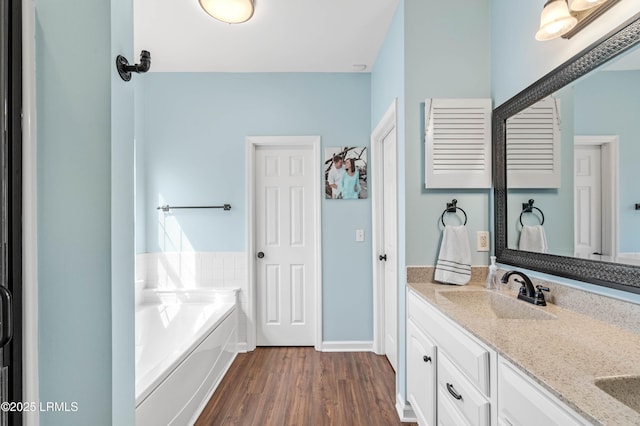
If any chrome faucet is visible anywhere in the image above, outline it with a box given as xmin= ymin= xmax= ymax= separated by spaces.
xmin=501 ymin=271 xmax=549 ymax=306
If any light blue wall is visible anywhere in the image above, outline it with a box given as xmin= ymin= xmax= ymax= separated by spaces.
xmin=404 ymin=0 xmax=491 ymax=267
xmin=506 ymin=87 xmax=575 ymax=256
xmin=139 ymin=72 xmax=373 ymax=341
xmin=135 ymin=81 xmax=147 ymax=254
xmin=111 ymin=0 xmax=136 ymax=423
xmin=36 ymin=0 xmax=135 ymax=423
xmin=35 ymin=0 xmax=124 ymax=424
xmin=574 ymin=70 xmax=640 ymax=252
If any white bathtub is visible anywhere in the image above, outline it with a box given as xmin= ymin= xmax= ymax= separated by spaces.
xmin=135 ymin=288 xmax=238 ymax=425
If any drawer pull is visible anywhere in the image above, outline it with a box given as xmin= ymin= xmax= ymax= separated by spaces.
xmin=446 ymin=382 xmax=463 ymax=401
xmin=423 ymin=355 xmax=432 ymax=363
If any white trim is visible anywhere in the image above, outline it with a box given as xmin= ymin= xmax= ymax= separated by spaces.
xmin=236 ymin=342 xmax=250 ymax=353
xmin=320 ymin=341 xmax=373 ymax=352
xmin=245 ymin=136 xmax=322 ymax=351
xmin=574 ymin=135 xmax=619 ymax=259
xmin=395 ymin=393 xmax=417 ymax=423
xmin=371 ymin=100 xmax=398 ymax=357
xmin=22 ymin=0 xmax=39 ymax=423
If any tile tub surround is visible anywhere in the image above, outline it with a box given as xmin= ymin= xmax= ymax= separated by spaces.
xmin=407 ymin=280 xmax=640 ymax=425
xmin=136 ymin=252 xmax=249 ymax=346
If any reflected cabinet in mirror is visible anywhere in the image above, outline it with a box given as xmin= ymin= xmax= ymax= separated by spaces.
xmin=493 ymin=13 xmax=640 ymax=293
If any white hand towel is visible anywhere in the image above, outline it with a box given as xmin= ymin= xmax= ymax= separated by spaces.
xmin=518 ymin=225 xmax=548 ymax=253
xmin=435 ymin=225 xmax=472 ymax=285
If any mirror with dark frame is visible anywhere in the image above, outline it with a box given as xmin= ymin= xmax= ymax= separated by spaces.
xmin=493 ymin=13 xmax=640 ymax=294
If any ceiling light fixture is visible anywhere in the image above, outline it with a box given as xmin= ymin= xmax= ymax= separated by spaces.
xmin=198 ymin=0 xmax=254 ymax=24
xmin=535 ymin=0 xmax=578 ymax=41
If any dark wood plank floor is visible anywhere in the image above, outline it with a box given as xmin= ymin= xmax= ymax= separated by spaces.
xmin=195 ymin=347 xmax=417 ymax=426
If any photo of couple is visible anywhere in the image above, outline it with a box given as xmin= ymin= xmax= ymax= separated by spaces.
xmin=324 ymin=147 xmax=368 ymax=200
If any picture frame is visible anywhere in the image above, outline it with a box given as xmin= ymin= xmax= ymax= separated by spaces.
xmin=324 ymin=147 xmax=368 ymax=199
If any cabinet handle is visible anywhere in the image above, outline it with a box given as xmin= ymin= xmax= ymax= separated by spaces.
xmin=446 ymin=383 xmax=463 ymax=401
xmin=422 ymin=355 xmax=432 ymax=363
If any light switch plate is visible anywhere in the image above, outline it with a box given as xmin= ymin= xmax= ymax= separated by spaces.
xmin=355 ymin=229 xmax=365 ymax=242
xmin=477 ymin=231 xmax=489 ymax=251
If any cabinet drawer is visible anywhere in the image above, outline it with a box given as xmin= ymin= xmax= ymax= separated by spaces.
xmin=438 ymin=353 xmax=490 ymax=426
xmin=497 ymin=357 xmax=587 ymax=426
xmin=408 ymin=290 xmax=491 ymax=396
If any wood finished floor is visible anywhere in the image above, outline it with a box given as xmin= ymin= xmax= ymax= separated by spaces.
xmin=195 ymin=347 xmax=417 ymax=426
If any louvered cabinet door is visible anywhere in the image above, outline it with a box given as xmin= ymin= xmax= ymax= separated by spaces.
xmin=424 ymin=98 xmax=492 ymax=189
xmin=506 ymin=96 xmax=561 ymax=189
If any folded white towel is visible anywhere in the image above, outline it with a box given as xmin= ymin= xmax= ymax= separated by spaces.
xmin=435 ymin=225 xmax=471 ymax=285
xmin=519 ymin=225 xmax=548 ymax=253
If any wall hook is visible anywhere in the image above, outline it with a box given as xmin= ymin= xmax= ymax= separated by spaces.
xmin=522 ymin=199 xmax=535 ymax=213
xmin=116 ymin=50 xmax=151 ymax=82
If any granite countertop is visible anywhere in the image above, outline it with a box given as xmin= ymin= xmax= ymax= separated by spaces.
xmin=407 ymin=281 xmax=640 ymax=426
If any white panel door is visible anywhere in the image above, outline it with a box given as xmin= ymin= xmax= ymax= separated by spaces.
xmin=256 ymin=146 xmax=315 ymax=346
xmin=383 ymin=128 xmax=398 ymax=371
xmin=574 ymin=145 xmax=602 ymax=259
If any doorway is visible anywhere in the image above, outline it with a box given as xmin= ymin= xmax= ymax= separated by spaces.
xmin=371 ymin=101 xmax=398 ymax=371
xmin=246 ymin=136 xmax=322 ymax=350
xmin=573 ymin=135 xmax=619 ymax=261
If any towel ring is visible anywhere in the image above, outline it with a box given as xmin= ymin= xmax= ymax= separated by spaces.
xmin=519 ymin=207 xmax=545 ymax=227
xmin=441 ymin=207 xmax=467 ymax=227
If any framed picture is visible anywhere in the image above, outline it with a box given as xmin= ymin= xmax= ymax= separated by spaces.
xmin=324 ymin=147 xmax=368 ymax=199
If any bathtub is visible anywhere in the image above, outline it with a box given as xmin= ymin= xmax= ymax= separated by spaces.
xmin=135 ymin=288 xmax=238 ymax=425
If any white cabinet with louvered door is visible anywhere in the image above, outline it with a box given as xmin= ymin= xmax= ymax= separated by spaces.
xmin=424 ymin=98 xmax=492 ymax=189
xmin=506 ymin=96 xmax=561 ymax=189
xmin=407 ymin=319 xmax=437 ymax=426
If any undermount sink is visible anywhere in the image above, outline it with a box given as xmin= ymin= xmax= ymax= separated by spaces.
xmin=595 ymin=376 xmax=640 ymax=413
xmin=438 ymin=290 xmax=557 ymax=320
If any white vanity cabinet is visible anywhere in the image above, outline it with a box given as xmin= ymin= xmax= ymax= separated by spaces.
xmin=407 ymin=289 xmax=497 ymax=426
xmin=497 ymin=357 xmax=588 ymax=426
xmin=407 ymin=319 xmax=437 ymax=425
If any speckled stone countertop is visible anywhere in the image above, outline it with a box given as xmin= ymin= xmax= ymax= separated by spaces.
xmin=407 ymin=280 xmax=640 ymax=426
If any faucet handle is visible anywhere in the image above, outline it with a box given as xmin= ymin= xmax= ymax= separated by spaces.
xmin=513 ymin=278 xmax=527 ymax=294
xmin=534 ymin=285 xmax=550 ymax=304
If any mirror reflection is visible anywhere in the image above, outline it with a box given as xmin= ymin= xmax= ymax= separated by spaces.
xmin=506 ymin=43 xmax=640 ymax=266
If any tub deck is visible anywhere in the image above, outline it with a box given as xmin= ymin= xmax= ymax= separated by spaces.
xmin=135 ymin=289 xmax=238 ymax=425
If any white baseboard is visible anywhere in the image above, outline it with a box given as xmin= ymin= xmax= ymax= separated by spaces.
xmin=396 ymin=393 xmax=417 ymax=423
xmin=321 ymin=341 xmax=374 ymax=352
xmin=237 ymin=341 xmax=250 ymax=353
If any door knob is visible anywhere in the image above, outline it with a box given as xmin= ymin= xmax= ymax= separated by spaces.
xmin=379 ymin=254 xmax=387 ymax=261
xmin=257 ymin=252 xmax=264 ymax=259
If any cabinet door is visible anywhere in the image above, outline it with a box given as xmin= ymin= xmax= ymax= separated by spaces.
xmin=497 ymin=357 xmax=587 ymax=426
xmin=407 ymin=320 xmax=437 ymax=426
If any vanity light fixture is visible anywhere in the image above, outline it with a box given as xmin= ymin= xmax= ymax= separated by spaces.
xmin=198 ymin=0 xmax=254 ymax=24
xmin=536 ymin=0 xmax=621 ymax=41
xmin=568 ymin=0 xmax=607 ymax=11
xmin=535 ymin=0 xmax=578 ymax=41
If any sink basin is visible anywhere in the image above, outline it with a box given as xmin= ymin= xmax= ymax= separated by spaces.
xmin=438 ymin=290 xmax=557 ymax=320
xmin=595 ymin=376 xmax=640 ymax=413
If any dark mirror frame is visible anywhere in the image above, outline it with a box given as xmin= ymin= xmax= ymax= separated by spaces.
xmin=493 ymin=13 xmax=640 ymax=294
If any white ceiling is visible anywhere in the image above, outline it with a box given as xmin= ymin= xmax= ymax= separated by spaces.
xmin=134 ymin=0 xmax=400 ymax=73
